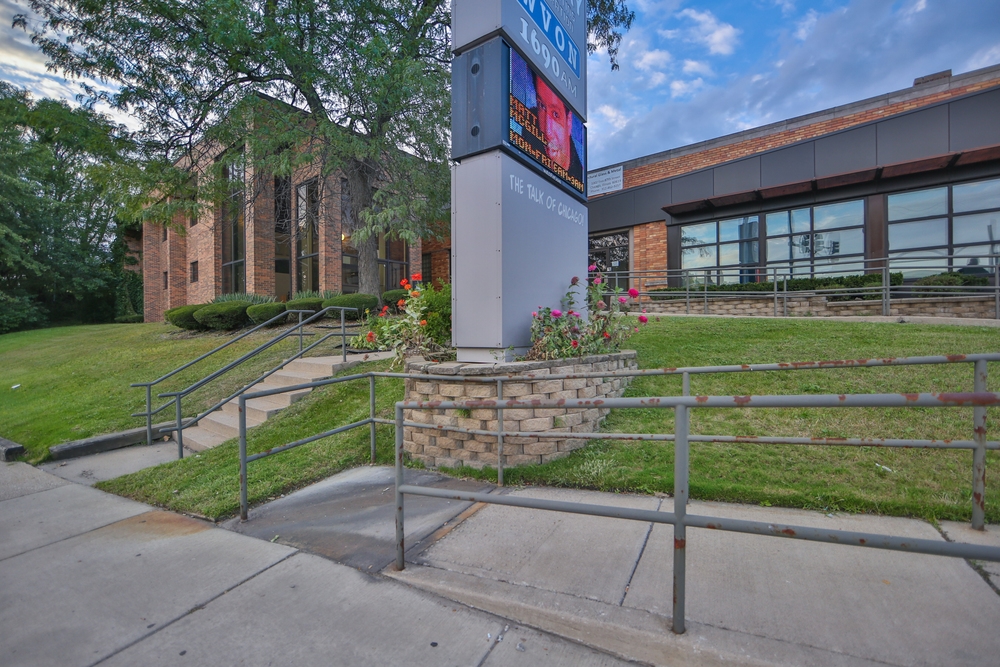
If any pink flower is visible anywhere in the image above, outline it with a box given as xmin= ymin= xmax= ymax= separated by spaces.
xmin=642 ymin=309 xmax=647 ymax=313
xmin=634 ymin=327 xmax=639 ymax=332
xmin=618 ymin=296 xmax=627 ymax=304
xmin=588 ymin=264 xmax=597 ymax=272
xmin=573 ymin=312 xmax=581 ymax=318
xmin=597 ymin=300 xmax=606 ymax=309
xmin=570 ymin=276 xmax=579 ymax=285
xmin=593 ymin=278 xmax=602 ymax=285
xmin=532 ymin=311 xmax=538 ymax=317
xmin=638 ymin=315 xmax=648 ymax=324
xmin=552 ymin=309 xmax=562 ymax=318
xmin=628 ymin=288 xmax=639 ymax=298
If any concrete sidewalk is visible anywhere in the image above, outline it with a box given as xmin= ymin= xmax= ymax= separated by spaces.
xmin=0 ymin=462 xmax=637 ymax=667
xmin=387 ymin=486 xmax=1000 ymax=667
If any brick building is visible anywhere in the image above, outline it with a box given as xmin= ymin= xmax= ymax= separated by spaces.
xmin=588 ymin=64 xmax=1000 ymax=287
xmin=141 ymin=153 xmax=429 ymax=323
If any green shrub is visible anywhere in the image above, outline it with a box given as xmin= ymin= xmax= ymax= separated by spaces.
xmin=284 ymin=297 xmax=325 ymax=316
xmin=213 ymin=292 xmax=276 ymax=305
xmin=914 ymin=272 xmax=989 ymax=287
xmin=0 ymin=293 xmax=47 ymax=334
xmin=382 ymin=289 xmax=409 ymax=312
xmin=192 ymin=301 xmax=251 ymax=330
xmin=421 ymin=282 xmax=452 ymax=346
xmin=322 ymin=293 xmax=379 ymax=320
xmin=292 ymin=290 xmax=341 ymax=300
xmin=164 ymin=304 xmax=209 ymax=330
xmin=246 ymin=302 xmax=287 ymax=325
xmin=114 ymin=314 xmax=145 ymax=324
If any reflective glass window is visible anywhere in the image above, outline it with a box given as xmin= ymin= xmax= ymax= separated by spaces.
xmin=767 ymin=237 xmax=791 ymax=262
xmin=681 ymin=245 xmax=717 ymax=269
xmin=681 ymin=221 xmax=716 ymax=246
xmin=888 ymin=219 xmax=947 ymax=250
xmin=887 ymin=187 xmax=947 ymax=221
xmin=953 ymin=212 xmax=1000 ymax=246
xmin=766 ymin=211 xmax=789 ymax=236
xmin=790 ymin=208 xmax=811 ymax=233
xmin=719 ymin=216 xmax=758 ymax=243
xmin=954 ymin=178 xmax=1000 ymax=213
xmin=814 ymin=200 xmax=863 ymax=230
xmin=814 ymin=228 xmax=864 ymax=257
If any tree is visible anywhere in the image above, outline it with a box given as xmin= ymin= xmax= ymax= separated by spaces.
xmin=0 ymin=83 xmax=139 ymax=332
xmin=17 ymin=0 xmax=633 ymax=299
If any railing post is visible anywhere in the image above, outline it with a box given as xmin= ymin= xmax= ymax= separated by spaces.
xmin=340 ymin=309 xmax=348 ymax=363
xmin=685 ymin=271 xmax=690 ymax=315
xmin=682 ymin=371 xmax=690 ymax=397
xmin=672 ymin=403 xmax=689 ymax=634
xmin=882 ymin=266 xmax=890 ymax=317
xmin=174 ymin=395 xmax=184 ymax=460
xmin=369 ymin=374 xmax=377 ymax=464
xmin=395 ymin=404 xmax=406 ymax=570
xmin=994 ymin=263 xmax=999 ymax=320
xmin=783 ymin=276 xmax=788 ymax=317
xmin=972 ymin=359 xmax=988 ymax=530
xmin=298 ymin=311 xmax=305 ymax=353
xmin=497 ymin=379 xmax=505 ymax=488
xmin=239 ymin=394 xmax=248 ymax=521
xmin=773 ymin=268 xmax=778 ymax=318
xmin=145 ymin=385 xmax=153 ymax=447
xmin=704 ymin=270 xmax=709 ymax=315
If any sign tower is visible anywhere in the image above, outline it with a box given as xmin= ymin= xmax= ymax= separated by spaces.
xmin=451 ymin=0 xmax=589 ymax=362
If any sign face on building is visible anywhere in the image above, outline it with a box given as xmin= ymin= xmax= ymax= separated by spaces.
xmin=507 ymin=48 xmax=586 ymax=197
xmin=453 ymin=0 xmax=587 ymax=118
xmin=587 ymin=165 xmax=624 ymax=196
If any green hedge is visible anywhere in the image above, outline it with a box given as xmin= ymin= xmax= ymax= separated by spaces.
xmin=246 ymin=302 xmax=287 ymax=325
xmin=421 ymin=283 xmax=452 ymax=346
xmin=382 ymin=289 xmax=409 ymax=312
xmin=192 ymin=301 xmax=251 ymax=330
xmin=323 ymin=293 xmax=379 ymax=320
xmin=914 ymin=272 xmax=990 ymax=287
xmin=114 ymin=314 xmax=144 ymax=324
xmin=164 ymin=304 xmax=209 ymax=330
xmin=649 ymin=272 xmax=903 ymax=301
xmin=284 ymin=297 xmax=325 ymax=315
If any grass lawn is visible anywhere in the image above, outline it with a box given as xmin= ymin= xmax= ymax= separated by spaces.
xmin=0 ymin=322 xmax=342 ymax=462
xmin=11 ymin=316 xmax=1000 ymax=524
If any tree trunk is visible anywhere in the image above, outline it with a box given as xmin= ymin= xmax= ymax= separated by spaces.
xmin=345 ymin=160 xmax=383 ymax=303
xmin=356 ymin=232 xmax=381 ymax=300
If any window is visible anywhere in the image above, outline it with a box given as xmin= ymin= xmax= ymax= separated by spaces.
xmin=221 ymin=156 xmax=246 ymax=293
xmin=163 ymin=271 xmax=168 ymax=290
xmin=190 ymin=261 xmax=199 ymax=283
xmin=680 ymin=216 xmax=760 ymax=284
xmin=296 ymin=179 xmax=320 ymax=293
xmin=339 ymin=178 xmax=409 ymax=293
xmin=887 ymin=177 xmax=1000 ymax=277
xmin=162 ymin=225 xmax=168 ymax=242
xmin=422 ymin=253 xmax=433 ymax=283
xmin=765 ymin=200 xmax=865 ymax=278
xmin=274 ymin=176 xmax=292 ymax=300
xmin=589 ymin=231 xmax=631 ymax=290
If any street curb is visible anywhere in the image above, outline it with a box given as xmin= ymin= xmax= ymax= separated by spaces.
xmin=0 ymin=436 xmax=26 ymax=461
xmin=48 ymin=423 xmax=175 ymax=460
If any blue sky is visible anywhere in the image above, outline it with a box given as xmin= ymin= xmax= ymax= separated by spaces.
xmin=2 ymin=0 xmax=999 ymax=171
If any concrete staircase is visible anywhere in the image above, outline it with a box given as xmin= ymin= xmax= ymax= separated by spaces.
xmin=181 ymin=352 xmax=393 ymax=451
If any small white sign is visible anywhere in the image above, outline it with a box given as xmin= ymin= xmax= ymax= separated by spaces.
xmin=587 ymin=165 xmax=623 ymax=196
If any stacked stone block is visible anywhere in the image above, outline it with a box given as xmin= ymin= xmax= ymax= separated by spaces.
xmin=403 ymin=352 xmax=638 ymax=469
xmin=641 ymin=295 xmax=998 ymax=319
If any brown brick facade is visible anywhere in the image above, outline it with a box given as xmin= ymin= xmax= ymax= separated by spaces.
xmin=421 ymin=238 xmax=451 ymax=285
xmin=631 ymin=221 xmax=666 ymax=276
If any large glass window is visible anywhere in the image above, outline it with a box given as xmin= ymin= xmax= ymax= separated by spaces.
xmin=887 ymin=177 xmax=1000 ymax=277
xmin=680 ymin=216 xmax=759 ymax=284
xmin=765 ymin=200 xmax=864 ymax=277
xmin=296 ymin=179 xmax=320 ymax=293
xmin=274 ymin=176 xmax=292 ymax=300
xmin=221 ymin=157 xmax=246 ymax=293
xmin=589 ymin=231 xmax=630 ymax=289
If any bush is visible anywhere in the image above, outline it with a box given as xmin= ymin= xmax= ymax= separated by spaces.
xmin=213 ymin=292 xmax=276 ymax=305
xmin=914 ymin=272 xmax=989 ymax=287
xmin=421 ymin=283 xmax=452 ymax=347
xmin=292 ymin=290 xmax=341 ymax=300
xmin=381 ymin=289 xmax=409 ymax=312
xmin=284 ymin=297 xmax=325 ymax=316
xmin=164 ymin=304 xmax=209 ymax=330
xmin=192 ymin=301 xmax=251 ymax=330
xmin=323 ymin=293 xmax=379 ymax=320
xmin=0 ymin=293 xmax=47 ymax=334
xmin=114 ymin=314 xmax=144 ymax=324
xmin=247 ymin=302 xmax=287 ymax=325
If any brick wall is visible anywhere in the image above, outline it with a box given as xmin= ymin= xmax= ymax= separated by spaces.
xmin=621 ymin=78 xmax=1000 ymax=191
xmin=403 ymin=352 xmax=637 ymax=469
xmin=421 ymin=237 xmax=451 ymax=285
xmin=643 ymin=295 xmax=998 ymax=319
xmin=632 ymin=221 xmax=666 ymax=277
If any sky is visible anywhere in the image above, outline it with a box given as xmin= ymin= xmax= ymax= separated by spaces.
xmin=2 ymin=0 xmax=999 ymax=171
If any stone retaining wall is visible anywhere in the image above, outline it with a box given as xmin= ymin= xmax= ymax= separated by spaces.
xmin=403 ymin=352 xmax=638 ymax=469
xmin=642 ymin=295 xmax=998 ymax=319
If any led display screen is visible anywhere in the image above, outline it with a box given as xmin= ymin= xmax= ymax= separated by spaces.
xmin=507 ymin=47 xmax=586 ymax=197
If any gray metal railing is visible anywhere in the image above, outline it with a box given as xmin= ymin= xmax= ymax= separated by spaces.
xmin=595 ymin=253 xmax=1000 ymax=319
xmin=236 ymin=352 xmax=1000 ymax=534
xmin=393 ymin=390 xmax=1000 ymax=635
xmin=132 ymin=306 xmax=358 ymax=457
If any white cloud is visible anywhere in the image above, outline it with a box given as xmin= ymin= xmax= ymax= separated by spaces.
xmin=965 ymin=43 xmax=1000 ymax=71
xmin=635 ymin=48 xmax=672 ymax=72
xmin=682 ymin=59 xmax=713 ymax=76
xmin=648 ymin=71 xmax=668 ymax=87
xmin=675 ymin=8 xmax=741 ymax=56
xmin=795 ymin=9 xmax=818 ymax=40
xmin=598 ymin=104 xmax=630 ymax=130
xmin=670 ymin=77 xmax=704 ymax=97
xmin=773 ymin=0 xmax=796 ymax=16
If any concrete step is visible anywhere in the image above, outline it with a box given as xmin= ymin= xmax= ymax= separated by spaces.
xmin=252 ymin=383 xmax=313 ymax=407
xmin=198 ymin=411 xmax=264 ymax=439
xmin=181 ymin=427 xmax=230 ymax=451
xmin=221 ymin=396 xmax=287 ymax=422
xmin=285 ymin=357 xmax=359 ymax=377
xmin=267 ymin=369 xmax=339 ymax=385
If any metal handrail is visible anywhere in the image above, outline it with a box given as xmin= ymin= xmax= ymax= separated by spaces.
xmin=160 ymin=306 xmax=359 ymax=458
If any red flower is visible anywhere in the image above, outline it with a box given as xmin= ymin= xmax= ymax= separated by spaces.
xmin=603 ymin=332 xmax=611 ymax=338
xmin=410 ymin=290 xmax=420 ymax=298
xmin=411 ymin=272 xmax=423 ymax=282
xmin=420 ymin=319 xmax=427 ymax=326
xmin=365 ymin=331 xmax=375 ymax=343
xmin=399 ymin=278 xmax=408 ymax=287
xmin=397 ymin=299 xmax=406 ymax=308
xmin=571 ymin=340 xmax=579 ymax=348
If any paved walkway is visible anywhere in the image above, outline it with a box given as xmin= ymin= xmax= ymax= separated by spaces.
xmin=0 ymin=461 xmax=637 ymax=667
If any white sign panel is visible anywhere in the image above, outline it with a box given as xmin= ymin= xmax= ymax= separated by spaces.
xmin=587 ymin=165 xmax=624 ymax=196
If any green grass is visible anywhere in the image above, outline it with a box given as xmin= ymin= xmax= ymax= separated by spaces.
xmin=0 ymin=322 xmax=346 ymax=462
xmin=448 ymin=317 xmax=1000 ymax=524
xmin=97 ymin=361 xmax=402 ymax=520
